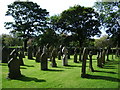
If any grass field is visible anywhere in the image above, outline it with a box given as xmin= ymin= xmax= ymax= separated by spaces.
xmin=1 ymin=55 xmax=120 ymax=88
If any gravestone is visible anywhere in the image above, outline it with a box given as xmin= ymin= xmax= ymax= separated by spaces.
xmin=51 ymin=48 xmax=57 ymax=67
xmin=81 ymin=48 xmax=88 ymax=77
xmin=89 ymin=51 xmax=94 ymax=72
xmin=62 ymin=46 xmax=68 ymax=66
xmin=102 ymin=49 xmax=106 ymax=64
xmin=19 ymin=51 xmax=24 ymax=66
xmin=7 ymin=49 xmax=22 ymax=79
xmin=74 ymin=48 xmax=77 ymax=63
xmin=35 ymin=48 xmax=41 ymax=62
xmin=40 ymin=47 xmax=48 ymax=70
xmin=97 ymin=49 xmax=103 ymax=68
xmin=2 ymin=46 xmax=9 ymax=63
xmin=27 ymin=46 xmax=33 ymax=59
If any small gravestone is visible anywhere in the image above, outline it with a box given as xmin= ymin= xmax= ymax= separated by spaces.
xmin=27 ymin=46 xmax=33 ymax=59
xmin=51 ymin=48 xmax=57 ymax=67
xmin=19 ymin=51 xmax=24 ymax=66
xmin=35 ymin=48 xmax=41 ymax=62
xmin=81 ymin=48 xmax=88 ymax=77
xmin=40 ymin=47 xmax=48 ymax=70
xmin=62 ymin=46 xmax=68 ymax=66
xmin=74 ymin=48 xmax=77 ymax=63
xmin=89 ymin=51 xmax=94 ymax=72
xmin=2 ymin=46 xmax=9 ymax=63
xmin=7 ymin=49 xmax=22 ymax=79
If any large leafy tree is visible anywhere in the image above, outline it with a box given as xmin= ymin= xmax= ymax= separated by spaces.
xmin=54 ymin=5 xmax=101 ymax=47
xmin=94 ymin=1 xmax=120 ymax=47
xmin=4 ymin=1 xmax=49 ymax=51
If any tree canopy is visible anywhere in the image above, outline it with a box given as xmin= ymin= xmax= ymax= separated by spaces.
xmin=52 ymin=5 xmax=101 ymax=47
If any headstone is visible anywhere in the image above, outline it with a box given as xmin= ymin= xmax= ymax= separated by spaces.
xmin=2 ymin=46 xmax=9 ymax=63
xmin=97 ymin=49 xmax=103 ymax=68
xmin=89 ymin=51 xmax=94 ymax=72
xmin=27 ymin=46 xmax=33 ymax=59
xmin=74 ymin=48 xmax=77 ymax=63
xmin=35 ymin=48 xmax=41 ymax=62
xmin=51 ymin=48 xmax=57 ymax=67
xmin=7 ymin=49 xmax=22 ymax=79
xmin=18 ymin=51 xmax=24 ymax=66
xmin=81 ymin=48 xmax=88 ymax=77
xmin=62 ymin=46 xmax=68 ymax=66
xmin=40 ymin=47 xmax=48 ymax=70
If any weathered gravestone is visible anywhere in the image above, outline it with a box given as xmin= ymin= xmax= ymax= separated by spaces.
xmin=2 ymin=46 xmax=9 ymax=63
xmin=81 ymin=48 xmax=88 ymax=77
xmin=40 ymin=46 xmax=48 ymax=70
xmin=89 ymin=51 xmax=94 ymax=72
xmin=51 ymin=48 xmax=57 ymax=67
xmin=102 ymin=49 xmax=106 ymax=64
xmin=7 ymin=49 xmax=22 ymax=79
xmin=27 ymin=46 xmax=33 ymax=59
xmin=97 ymin=49 xmax=103 ymax=68
xmin=62 ymin=46 xmax=68 ymax=66
xmin=74 ymin=48 xmax=77 ymax=63
xmin=18 ymin=51 xmax=24 ymax=66
xmin=35 ymin=48 xmax=42 ymax=62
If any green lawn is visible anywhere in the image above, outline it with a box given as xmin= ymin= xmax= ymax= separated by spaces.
xmin=1 ymin=55 xmax=120 ymax=88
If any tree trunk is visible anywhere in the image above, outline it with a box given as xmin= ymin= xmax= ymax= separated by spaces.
xmin=89 ymin=51 xmax=94 ymax=72
xmin=23 ymin=39 xmax=27 ymax=52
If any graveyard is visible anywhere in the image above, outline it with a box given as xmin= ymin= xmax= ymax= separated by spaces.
xmin=1 ymin=51 xmax=120 ymax=88
xmin=1 ymin=0 xmax=120 ymax=89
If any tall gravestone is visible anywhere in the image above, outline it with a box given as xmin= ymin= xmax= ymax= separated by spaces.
xmin=97 ymin=49 xmax=103 ymax=68
xmin=74 ymin=48 xmax=77 ymax=63
xmin=27 ymin=46 xmax=33 ymax=59
xmin=40 ymin=46 xmax=48 ymax=70
xmin=7 ymin=49 xmax=22 ymax=79
xmin=62 ymin=46 xmax=68 ymax=66
xmin=19 ymin=51 xmax=24 ymax=66
xmin=51 ymin=48 xmax=57 ymax=67
xmin=89 ymin=51 xmax=94 ymax=72
xmin=35 ymin=48 xmax=41 ymax=62
xmin=81 ymin=48 xmax=88 ymax=77
xmin=2 ymin=46 xmax=9 ymax=63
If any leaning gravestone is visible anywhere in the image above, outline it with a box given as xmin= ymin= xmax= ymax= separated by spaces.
xmin=2 ymin=46 xmax=9 ymax=63
xmin=74 ymin=48 xmax=77 ymax=63
xmin=81 ymin=48 xmax=88 ymax=77
xmin=51 ymin=48 xmax=57 ymax=67
xmin=7 ymin=49 xmax=22 ymax=79
xmin=62 ymin=46 xmax=68 ymax=66
xmin=27 ymin=46 xmax=33 ymax=59
xmin=40 ymin=47 xmax=48 ymax=70
xmin=89 ymin=51 xmax=94 ymax=72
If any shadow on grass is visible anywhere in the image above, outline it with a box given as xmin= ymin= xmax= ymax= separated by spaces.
xmin=24 ymin=65 xmax=34 ymax=67
xmin=66 ymin=65 xmax=82 ymax=67
xmin=103 ymin=65 xmax=116 ymax=69
xmin=1 ymin=63 xmax=8 ymax=66
xmin=94 ymin=70 xmax=118 ymax=74
xmin=84 ymin=74 xmax=120 ymax=82
xmin=20 ymin=67 xmax=27 ymax=69
xmin=105 ymin=61 xmax=120 ymax=65
xmin=16 ymin=75 xmax=46 ymax=82
xmin=44 ymin=69 xmax=64 ymax=72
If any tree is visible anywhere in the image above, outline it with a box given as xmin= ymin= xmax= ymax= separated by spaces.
xmin=4 ymin=1 xmax=49 ymax=51
xmin=55 ymin=5 xmax=101 ymax=47
xmin=94 ymin=1 xmax=120 ymax=47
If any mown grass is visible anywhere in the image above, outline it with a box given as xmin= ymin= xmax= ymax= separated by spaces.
xmin=1 ymin=55 xmax=120 ymax=88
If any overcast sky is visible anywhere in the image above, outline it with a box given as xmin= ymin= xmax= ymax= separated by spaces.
xmin=1 ymin=0 xmax=106 ymax=38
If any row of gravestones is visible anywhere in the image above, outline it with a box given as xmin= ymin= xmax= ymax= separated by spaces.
xmin=2 ymin=45 xmax=119 ymax=79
